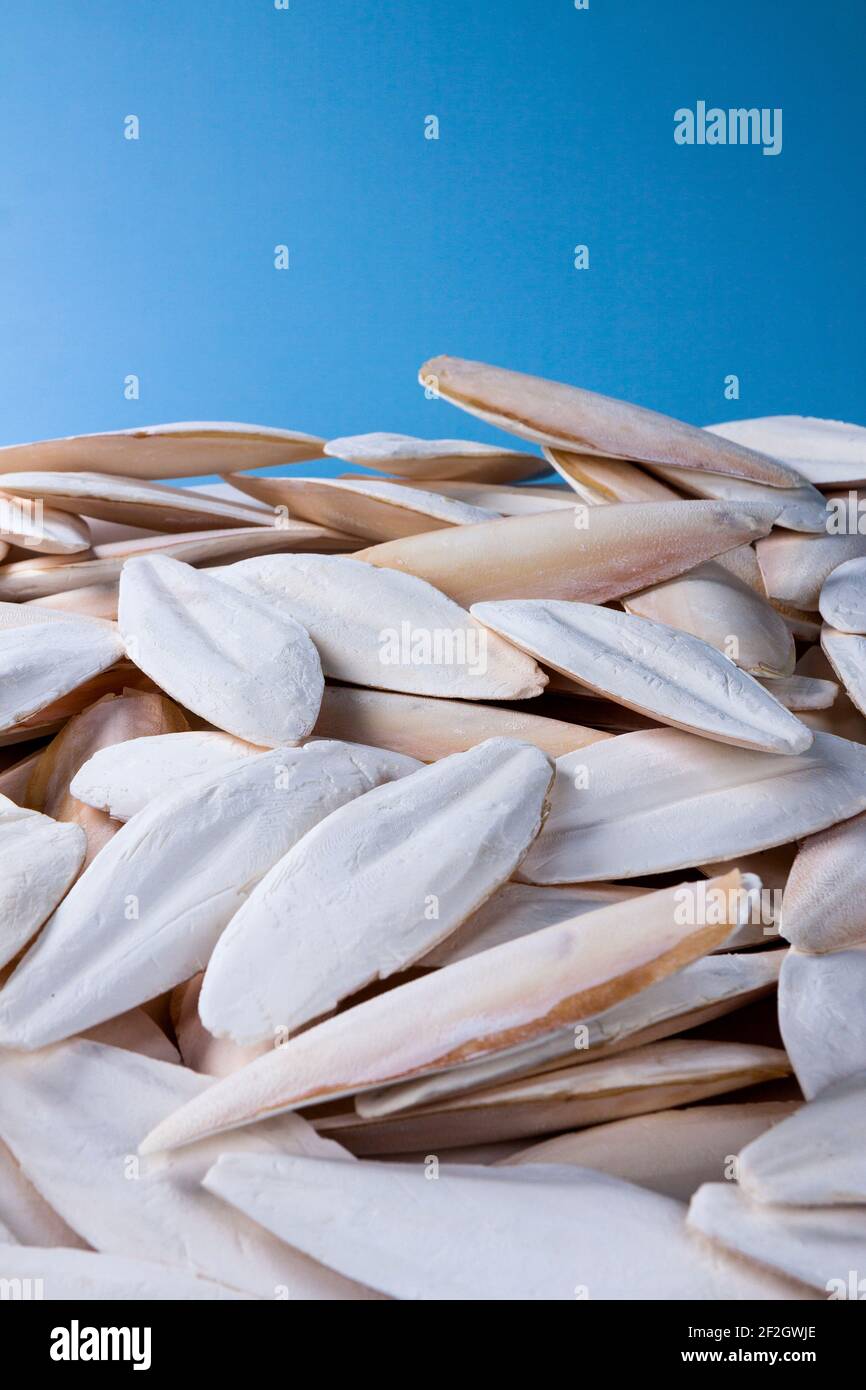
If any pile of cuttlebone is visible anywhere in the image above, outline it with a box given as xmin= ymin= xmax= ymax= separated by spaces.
xmin=1 ymin=359 xmax=865 ymax=1300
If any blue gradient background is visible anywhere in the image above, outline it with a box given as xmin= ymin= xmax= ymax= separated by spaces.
xmin=0 ymin=0 xmax=862 ymax=475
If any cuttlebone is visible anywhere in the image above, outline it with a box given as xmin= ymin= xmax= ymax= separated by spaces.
xmin=706 ymin=416 xmax=866 ymax=487
xmin=0 ymin=598 xmax=113 ymax=631
xmin=173 ymin=974 xmax=271 ymax=1078
xmin=504 ymin=1102 xmax=799 ymax=1203
xmin=27 ymin=583 xmax=119 ymax=620
xmin=0 ymin=1245 xmax=252 ymax=1299
xmin=213 ymin=552 xmax=545 ymax=699
xmin=420 ymin=356 xmax=803 ymax=486
xmin=0 ymin=616 xmax=124 ymax=731
xmin=757 ymin=530 xmax=866 ymax=610
xmin=323 ymin=431 xmax=545 ymax=482
xmin=203 ymin=1154 xmax=809 ymax=1300
xmin=119 ymin=554 xmax=323 ymax=745
xmin=311 ymin=684 xmax=609 ymax=762
xmin=471 ymin=599 xmax=811 ymax=754
xmin=224 ymin=473 xmax=498 ymax=541
xmin=780 ymin=811 xmax=866 ymax=953
xmin=821 ymin=626 xmax=866 ymax=717
xmin=0 ymin=422 xmax=326 ymax=478
xmin=0 ymin=794 xmax=85 ymax=969
xmin=738 ymin=1073 xmax=866 ymax=1207
xmin=353 ymin=500 xmax=781 ymax=608
xmin=71 ymin=730 xmax=264 ymax=821
xmin=517 ymin=727 xmax=866 ymax=883
xmin=27 ymin=689 xmax=189 ymax=866
xmin=756 ymin=675 xmax=838 ymax=710
xmin=778 ymin=945 xmax=866 ymax=1100
xmin=0 ymin=523 xmax=355 ymax=602
xmin=356 ymin=949 xmax=784 ymax=1119
xmin=139 ymin=872 xmax=748 ymax=1153
xmin=0 ymin=741 xmax=421 ymax=1050
xmin=383 ymin=478 xmax=577 ymax=516
xmin=623 ymin=562 xmax=795 ymax=677
xmin=0 ymin=471 xmax=272 ymax=531
xmin=0 ymin=492 xmax=91 ymax=554
xmin=320 ymin=1040 xmax=791 ymax=1153
xmin=0 ymin=1136 xmax=87 ymax=1249
xmin=84 ymin=1005 xmax=181 ymax=1064
xmin=819 ymin=556 xmax=866 ymax=632
xmin=0 ymin=1041 xmax=374 ymax=1300
xmin=422 ymin=881 xmax=646 ymax=969
xmin=199 ymin=739 xmax=554 ymax=1043
xmin=688 ymin=1182 xmax=861 ymax=1297
xmin=646 ymin=463 xmax=828 ymax=532
xmin=542 ymin=448 xmax=679 ymax=504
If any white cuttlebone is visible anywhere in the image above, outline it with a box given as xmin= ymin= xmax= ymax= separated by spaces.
xmin=320 ymin=1041 xmax=791 ymax=1154
xmin=0 ymin=523 xmax=355 ymax=602
xmin=707 ymin=416 xmax=866 ymax=487
xmin=0 ymin=1137 xmax=87 ymax=1249
xmin=0 ymin=1244 xmax=252 ymax=1299
xmin=0 ymin=1041 xmax=373 ymax=1299
xmin=354 ymin=501 xmax=781 ymax=609
xmin=83 ymin=1007 xmax=180 ymax=1064
xmin=623 ymin=563 xmax=795 ymax=677
xmin=688 ymin=1182 xmax=861 ymax=1296
xmin=138 ymin=872 xmax=751 ymax=1155
xmin=378 ymin=478 xmax=576 ymax=516
xmin=119 ymin=555 xmax=324 ymax=745
xmin=204 ymin=1154 xmax=809 ymax=1300
xmin=71 ymin=731 xmax=263 ymax=822
xmin=819 ymin=556 xmax=866 ymax=632
xmin=0 ymin=422 xmax=326 ymax=478
xmin=199 ymin=739 xmax=555 ymax=1043
xmin=0 ymin=494 xmax=91 ymax=554
xmin=0 ymin=741 xmax=420 ymax=1050
xmin=213 ymin=553 xmax=546 ymax=699
xmin=780 ymin=811 xmax=866 ymax=954
xmin=756 ymin=675 xmax=838 ymax=710
xmin=504 ymin=1102 xmax=799 ymax=1203
xmin=471 ymin=599 xmax=811 ymax=754
xmin=0 ymin=600 xmax=106 ymax=630
xmin=419 ymin=356 xmax=803 ymax=487
xmin=647 ymin=463 xmax=828 ymax=532
xmin=518 ymin=727 xmax=866 ymax=884
xmin=739 ymin=1073 xmax=866 ymax=1207
xmin=756 ymin=531 xmax=866 ymax=610
xmin=0 ymin=795 xmax=85 ymax=969
xmin=356 ymin=950 xmax=784 ymax=1119
xmin=173 ymin=975 xmax=271 ymax=1078
xmin=821 ymin=626 xmax=866 ymax=717
xmin=225 ymin=473 xmax=499 ymax=540
xmin=323 ymin=432 xmax=545 ymax=482
xmin=0 ymin=471 xmax=272 ymax=531
xmin=311 ymin=684 xmax=609 ymax=762
xmin=0 ymin=617 xmax=124 ymax=731
xmin=422 ymin=882 xmax=647 ymax=968
xmin=778 ymin=945 xmax=866 ymax=1100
